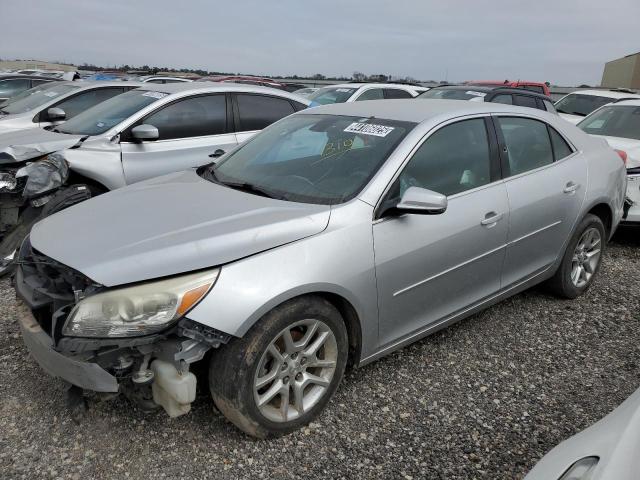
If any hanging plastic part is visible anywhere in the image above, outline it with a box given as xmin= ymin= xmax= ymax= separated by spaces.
xmin=150 ymin=360 xmax=196 ymax=417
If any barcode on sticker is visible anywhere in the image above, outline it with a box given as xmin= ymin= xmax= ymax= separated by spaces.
xmin=344 ymin=122 xmax=395 ymax=137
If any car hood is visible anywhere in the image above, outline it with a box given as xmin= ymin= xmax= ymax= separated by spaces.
xmin=525 ymin=386 xmax=640 ymax=479
xmin=0 ymin=128 xmax=84 ymax=163
xmin=30 ymin=170 xmax=332 ymax=286
xmin=597 ymin=135 xmax=640 ymax=169
xmin=559 ymin=112 xmax=584 ymax=125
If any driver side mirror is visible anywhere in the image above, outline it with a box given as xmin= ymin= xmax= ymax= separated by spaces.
xmin=396 ymin=186 xmax=448 ymax=215
xmin=47 ymin=107 xmax=66 ymax=121
xmin=131 ymin=124 xmax=159 ymax=142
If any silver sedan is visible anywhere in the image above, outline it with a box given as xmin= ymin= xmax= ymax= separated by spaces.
xmin=15 ymin=99 xmax=626 ymax=438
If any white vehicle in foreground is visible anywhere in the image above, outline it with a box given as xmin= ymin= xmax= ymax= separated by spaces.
xmin=554 ymin=89 xmax=640 ymax=125
xmin=526 ymin=385 xmax=640 ymax=480
xmin=308 ymin=83 xmax=428 ymax=106
xmin=578 ymin=99 xmax=640 ymax=224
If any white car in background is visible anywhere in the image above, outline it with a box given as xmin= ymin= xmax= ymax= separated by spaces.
xmin=308 ymin=83 xmax=427 ymax=106
xmin=0 ymin=81 xmax=143 ymax=134
xmin=577 ymin=99 xmax=640 ymax=224
xmin=554 ymin=89 xmax=640 ymax=124
xmin=526 ymin=385 xmax=640 ymax=480
xmin=138 ymin=76 xmax=194 ymax=84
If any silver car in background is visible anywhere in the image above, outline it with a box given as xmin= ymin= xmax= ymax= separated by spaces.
xmin=0 ymin=81 xmax=144 ymax=134
xmin=0 ymin=83 xmax=309 ymax=274
xmin=526 ymin=385 xmax=640 ymax=480
xmin=15 ymin=100 xmax=625 ymax=438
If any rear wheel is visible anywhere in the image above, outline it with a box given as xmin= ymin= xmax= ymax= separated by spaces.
xmin=209 ymin=296 xmax=348 ymax=438
xmin=547 ymin=214 xmax=605 ymax=298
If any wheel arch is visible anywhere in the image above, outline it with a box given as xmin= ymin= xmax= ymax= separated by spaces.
xmin=585 ymin=201 xmax=613 ymax=239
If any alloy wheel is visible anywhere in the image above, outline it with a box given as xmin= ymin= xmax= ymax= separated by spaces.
xmin=253 ymin=319 xmax=338 ymax=423
xmin=570 ymin=227 xmax=602 ymax=288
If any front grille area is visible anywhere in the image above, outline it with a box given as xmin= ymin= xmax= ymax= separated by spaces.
xmin=15 ymin=236 xmax=102 ymax=339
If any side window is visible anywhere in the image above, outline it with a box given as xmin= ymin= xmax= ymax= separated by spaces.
xmin=397 ymin=118 xmax=492 ymax=197
xmin=384 ymin=88 xmax=413 ymax=99
xmin=0 ymin=79 xmax=31 ymax=97
xmin=513 ymin=95 xmax=538 ymax=109
xmin=549 ymin=127 xmax=573 ymax=160
xmin=497 ymin=117 xmax=554 ymax=176
xmin=291 ymin=101 xmax=308 ymax=112
xmin=355 ymin=88 xmax=384 ymax=101
xmin=54 ymin=88 xmax=124 ymax=119
xmin=143 ymin=94 xmax=227 ymax=140
xmin=491 ymin=94 xmax=513 ymax=105
xmin=235 ymin=94 xmax=295 ymax=131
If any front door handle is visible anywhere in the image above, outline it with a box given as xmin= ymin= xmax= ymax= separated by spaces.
xmin=563 ymin=182 xmax=580 ymax=194
xmin=481 ymin=212 xmax=504 ymax=227
xmin=209 ymin=149 xmax=226 ymax=158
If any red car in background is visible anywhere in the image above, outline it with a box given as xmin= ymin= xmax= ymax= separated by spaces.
xmin=465 ymin=80 xmax=551 ymax=97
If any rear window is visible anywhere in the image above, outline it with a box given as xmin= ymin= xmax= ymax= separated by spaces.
xmin=555 ymin=94 xmax=618 ymax=118
xmin=308 ymin=87 xmax=357 ymax=106
xmin=578 ymin=105 xmax=640 ymax=141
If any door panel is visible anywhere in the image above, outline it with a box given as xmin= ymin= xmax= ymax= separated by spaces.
xmin=121 ymin=134 xmax=238 ymax=184
xmin=373 ymin=116 xmax=507 ymax=349
xmin=121 ymin=93 xmax=237 ymax=184
xmin=374 ymin=184 xmax=509 ymax=348
xmin=497 ymin=116 xmax=587 ymax=286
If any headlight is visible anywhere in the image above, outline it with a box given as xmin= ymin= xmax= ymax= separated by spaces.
xmin=559 ymin=457 xmax=599 ymax=480
xmin=63 ymin=269 xmax=219 ymax=338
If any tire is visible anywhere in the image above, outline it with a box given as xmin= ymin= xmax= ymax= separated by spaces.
xmin=209 ymin=296 xmax=348 ymax=438
xmin=547 ymin=214 xmax=606 ymax=299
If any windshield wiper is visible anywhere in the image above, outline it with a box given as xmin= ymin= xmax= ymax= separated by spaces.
xmin=220 ymin=180 xmax=286 ymax=200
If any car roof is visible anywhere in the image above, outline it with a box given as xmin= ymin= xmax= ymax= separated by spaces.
xmin=58 ymin=80 xmax=147 ymax=90
xmin=487 ymin=87 xmax=552 ymax=100
xmin=606 ymin=99 xmax=640 ymax=107
xmin=468 ymin=80 xmax=547 ymax=86
xmin=321 ymin=83 xmax=421 ymax=90
xmin=426 ymin=85 xmax=495 ymax=92
xmin=0 ymin=73 xmax=52 ymax=80
xmin=137 ymin=81 xmax=310 ymax=102
xmin=565 ymin=89 xmax=640 ymax=99
xmin=299 ymin=98 xmax=556 ymax=123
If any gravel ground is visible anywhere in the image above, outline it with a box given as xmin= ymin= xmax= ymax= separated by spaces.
xmin=1 ymin=228 xmax=639 ymax=480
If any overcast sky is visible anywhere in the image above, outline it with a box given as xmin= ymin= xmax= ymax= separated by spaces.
xmin=1 ymin=0 xmax=639 ymax=85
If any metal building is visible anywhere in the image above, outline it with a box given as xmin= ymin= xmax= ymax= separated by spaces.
xmin=601 ymin=52 xmax=640 ymax=89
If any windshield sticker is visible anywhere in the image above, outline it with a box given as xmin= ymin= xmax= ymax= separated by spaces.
xmin=465 ymin=91 xmax=487 ymax=97
xmin=141 ymin=91 xmax=168 ymax=99
xmin=336 ymin=88 xmax=352 ymax=93
xmin=43 ymin=91 xmax=58 ymax=97
xmin=344 ymin=122 xmax=395 ymax=137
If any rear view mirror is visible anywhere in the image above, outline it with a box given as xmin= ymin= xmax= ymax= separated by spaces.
xmin=131 ymin=124 xmax=159 ymax=141
xmin=47 ymin=107 xmax=66 ymax=121
xmin=396 ymin=186 xmax=447 ymax=214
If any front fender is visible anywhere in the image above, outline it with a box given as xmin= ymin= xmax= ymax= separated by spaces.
xmin=185 ymin=201 xmax=380 ymax=360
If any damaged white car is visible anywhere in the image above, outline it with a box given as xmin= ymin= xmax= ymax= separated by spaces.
xmin=15 ymin=100 xmax=625 ymax=438
xmin=0 ymin=83 xmax=309 ymax=275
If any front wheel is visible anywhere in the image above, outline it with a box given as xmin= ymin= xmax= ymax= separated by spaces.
xmin=209 ymin=296 xmax=348 ymax=438
xmin=547 ymin=214 xmax=606 ymax=298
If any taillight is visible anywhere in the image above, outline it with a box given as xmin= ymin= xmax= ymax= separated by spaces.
xmin=615 ymin=149 xmax=628 ymax=165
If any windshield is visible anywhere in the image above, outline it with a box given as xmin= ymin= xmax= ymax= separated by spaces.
xmin=1 ymin=84 xmax=79 ymax=114
xmin=1 ymin=81 xmax=61 ymax=106
xmin=57 ymin=89 xmax=167 ymax=136
xmin=308 ymin=87 xmax=358 ymax=106
xmin=578 ymin=105 xmax=640 ymax=141
xmin=418 ymin=88 xmax=487 ymax=100
xmin=555 ymin=94 xmax=617 ymax=117
xmin=208 ymin=114 xmax=415 ymax=204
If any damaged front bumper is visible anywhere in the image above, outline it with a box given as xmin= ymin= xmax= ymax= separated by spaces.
xmin=14 ymin=242 xmax=231 ymax=417
xmin=17 ymin=303 xmax=119 ymax=392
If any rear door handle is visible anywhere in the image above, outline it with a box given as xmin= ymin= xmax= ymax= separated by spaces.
xmin=563 ymin=182 xmax=580 ymax=194
xmin=481 ymin=212 xmax=504 ymax=227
